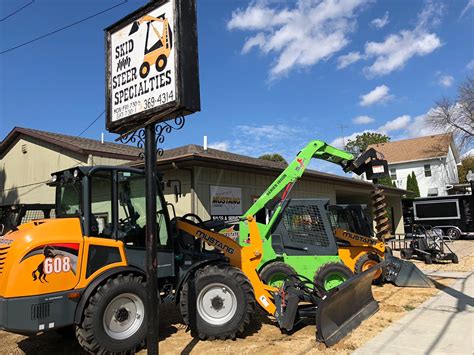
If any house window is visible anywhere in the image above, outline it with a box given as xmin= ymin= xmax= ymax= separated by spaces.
xmin=389 ymin=168 xmax=397 ymax=180
xmin=424 ymin=164 xmax=432 ymax=177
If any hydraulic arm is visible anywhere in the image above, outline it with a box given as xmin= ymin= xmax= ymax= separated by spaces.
xmin=240 ymin=140 xmax=388 ymax=243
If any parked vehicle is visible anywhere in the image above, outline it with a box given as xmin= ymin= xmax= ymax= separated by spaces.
xmin=0 ymin=204 xmax=55 ymax=235
xmin=402 ymin=194 xmax=473 ymax=239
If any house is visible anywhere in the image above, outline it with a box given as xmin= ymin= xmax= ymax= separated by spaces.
xmin=0 ymin=127 xmax=141 ymax=205
xmin=366 ymin=133 xmax=460 ymax=197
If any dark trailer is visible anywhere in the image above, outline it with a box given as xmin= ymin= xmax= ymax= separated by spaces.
xmin=402 ymin=194 xmax=473 ymax=239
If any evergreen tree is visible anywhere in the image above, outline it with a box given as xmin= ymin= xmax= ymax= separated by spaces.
xmin=406 ymin=173 xmax=415 ymax=197
xmin=411 ymin=172 xmax=421 ymax=197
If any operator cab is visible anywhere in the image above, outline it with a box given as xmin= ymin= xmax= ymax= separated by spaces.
xmin=49 ymin=166 xmax=171 ymax=250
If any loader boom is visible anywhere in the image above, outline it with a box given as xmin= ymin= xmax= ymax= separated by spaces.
xmin=240 ymin=140 xmax=372 ymax=243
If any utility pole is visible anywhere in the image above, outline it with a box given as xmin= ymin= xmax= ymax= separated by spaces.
xmin=338 ymin=124 xmax=349 ymax=148
xmin=145 ymin=124 xmax=159 ymax=355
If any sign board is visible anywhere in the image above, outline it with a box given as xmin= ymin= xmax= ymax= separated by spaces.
xmin=210 ymin=186 xmax=242 ymax=216
xmin=105 ymin=0 xmax=200 ymax=134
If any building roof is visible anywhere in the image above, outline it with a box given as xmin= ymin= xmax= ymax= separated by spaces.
xmin=368 ymin=133 xmax=455 ymax=164
xmin=0 ymin=127 xmax=142 ymax=160
xmin=128 ymin=144 xmax=407 ymax=195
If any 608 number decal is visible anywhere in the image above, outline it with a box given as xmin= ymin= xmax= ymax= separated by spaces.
xmin=44 ymin=256 xmax=71 ymax=275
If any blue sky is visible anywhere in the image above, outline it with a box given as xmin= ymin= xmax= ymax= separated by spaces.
xmin=0 ymin=0 xmax=473 ymax=174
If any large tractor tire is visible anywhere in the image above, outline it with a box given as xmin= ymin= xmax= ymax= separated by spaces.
xmin=314 ymin=262 xmax=353 ymax=291
xmin=75 ymin=274 xmax=147 ymax=354
xmin=180 ymin=264 xmax=255 ymax=340
xmin=259 ymin=262 xmax=296 ymax=288
xmin=354 ymin=253 xmax=384 ymax=285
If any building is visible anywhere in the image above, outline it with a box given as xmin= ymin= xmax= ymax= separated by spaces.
xmin=366 ymin=134 xmax=460 ymax=197
xmin=0 ymin=127 xmax=408 ymax=235
xmin=129 ymin=144 xmax=407 ymax=235
xmin=0 ymin=127 xmax=141 ymax=205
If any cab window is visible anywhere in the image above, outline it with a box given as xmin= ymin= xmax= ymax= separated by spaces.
xmin=118 ymin=171 xmax=169 ymax=248
xmin=90 ymin=170 xmax=113 ymax=237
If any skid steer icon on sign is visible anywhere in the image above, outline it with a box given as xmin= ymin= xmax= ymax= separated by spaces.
xmin=129 ymin=14 xmax=172 ymax=79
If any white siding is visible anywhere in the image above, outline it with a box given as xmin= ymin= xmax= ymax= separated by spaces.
xmin=388 ymin=147 xmax=459 ymax=197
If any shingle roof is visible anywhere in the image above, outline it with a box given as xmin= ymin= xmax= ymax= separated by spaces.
xmin=0 ymin=127 xmax=142 ymax=160
xmin=129 ymin=144 xmax=407 ymax=194
xmin=368 ymin=133 xmax=454 ymax=164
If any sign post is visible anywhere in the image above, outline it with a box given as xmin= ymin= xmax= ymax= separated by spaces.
xmin=105 ymin=1 xmax=199 ymax=353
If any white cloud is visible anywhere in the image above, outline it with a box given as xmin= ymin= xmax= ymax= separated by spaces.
xmin=460 ymin=0 xmax=474 ymax=18
xmin=227 ymin=0 xmax=371 ymax=79
xmin=370 ymin=11 xmax=389 ymax=29
xmin=467 ymin=59 xmax=474 ymax=70
xmin=208 ymin=141 xmax=230 ymax=151
xmin=352 ymin=115 xmax=375 ymax=124
xmin=438 ymin=74 xmax=454 ymax=87
xmin=462 ymin=149 xmax=474 ymax=159
xmin=378 ymin=115 xmax=411 ymax=133
xmin=337 ymin=51 xmax=363 ymax=69
xmin=363 ymin=3 xmax=443 ymax=77
xmin=359 ymin=85 xmax=393 ymax=106
xmin=330 ymin=130 xmax=372 ymax=149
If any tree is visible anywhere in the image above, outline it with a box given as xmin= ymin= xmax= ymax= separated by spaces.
xmin=258 ymin=153 xmax=287 ymax=164
xmin=458 ymin=155 xmax=474 ymax=183
xmin=377 ymin=176 xmax=394 ymax=187
xmin=345 ymin=132 xmax=391 ymax=153
xmin=427 ymin=75 xmax=474 ymax=149
xmin=406 ymin=171 xmax=420 ymax=198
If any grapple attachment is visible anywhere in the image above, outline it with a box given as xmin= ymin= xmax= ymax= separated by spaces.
xmin=384 ymin=255 xmax=433 ymax=288
xmin=316 ymin=265 xmax=380 ymax=346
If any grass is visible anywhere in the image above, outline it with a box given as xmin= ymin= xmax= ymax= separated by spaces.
xmin=403 ymin=305 xmax=416 ymax=312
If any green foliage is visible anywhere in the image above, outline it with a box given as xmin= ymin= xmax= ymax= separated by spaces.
xmin=406 ymin=171 xmax=420 ymax=197
xmin=345 ymin=132 xmax=391 ymax=153
xmin=258 ymin=153 xmax=287 ymax=164
xmin=377 ymin=176 xmax=394 ymax=187
xmin=458 ymin=155 xmax=474 ymax=183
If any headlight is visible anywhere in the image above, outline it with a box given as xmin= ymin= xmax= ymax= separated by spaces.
xmin=73 ymin=169 xmax=79 ymax=178
xmin=51 ymin=174 xmax=57 ymax=182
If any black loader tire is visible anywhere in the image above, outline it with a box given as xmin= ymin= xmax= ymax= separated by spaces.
xmin=139 ymin=62 xmax=150 ymax=79
xmin=314 ymin=262 xmax=353 ymax=291
xmin=155 ymin=54 xmax=167 ymax=72
xmin=259 ymin=262 xmax=296 ymax=287
xmin=354 ymin=253 xmax=383 ymax=285
xmin=400 ymin=249 xmax=412 ymax=260
xmin=180 ymin=264 xmax=255 ymax=340
xmin=75 ymin=274 xmax=147 ymax=354
xmin=424 ymin=255 xmax=433 ymax=264
xmin=452 ymin=254 xmax=459 ymax=264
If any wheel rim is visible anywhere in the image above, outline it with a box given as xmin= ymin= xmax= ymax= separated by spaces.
xmin=323 ymin=272 xmax=347 ymax=290
xmin=266 ymin=272 xmax=288 ymax=288
xmin=197 ymin=283 xmax=237 ymax=325
xmin=103 ymin=293 xmax=144 ymax=340
xmin=447 ymin=229 xmax=459 ymax=239
xmin=362 ymin=260 xmax=382 ymax=279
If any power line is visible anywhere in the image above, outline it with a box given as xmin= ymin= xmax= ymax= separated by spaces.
xmin=0 ymin=0 xmax=128 ymax=55
xmin=0 ymin=0 xmax=35 ymax=22
xmin=78 ymin=110 xmax=105 ymax=137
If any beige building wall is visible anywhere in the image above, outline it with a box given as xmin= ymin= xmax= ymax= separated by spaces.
xmin=0 ymin=135 xmax=131 ymax=205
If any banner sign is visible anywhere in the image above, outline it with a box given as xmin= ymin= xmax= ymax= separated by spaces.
xmin=210 ymin=186 xmax=242 ymax=216
xmin=105 ymin=0 xmax=200 ymax=134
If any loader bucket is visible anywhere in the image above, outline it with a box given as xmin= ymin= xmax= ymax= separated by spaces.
xmin=316 ymin=265 xmax=381 ymax=346
xmin=129 ymin=21 xmax=140 ymax=35
xmin=384 ymin=255 xmax=433 ymax=288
